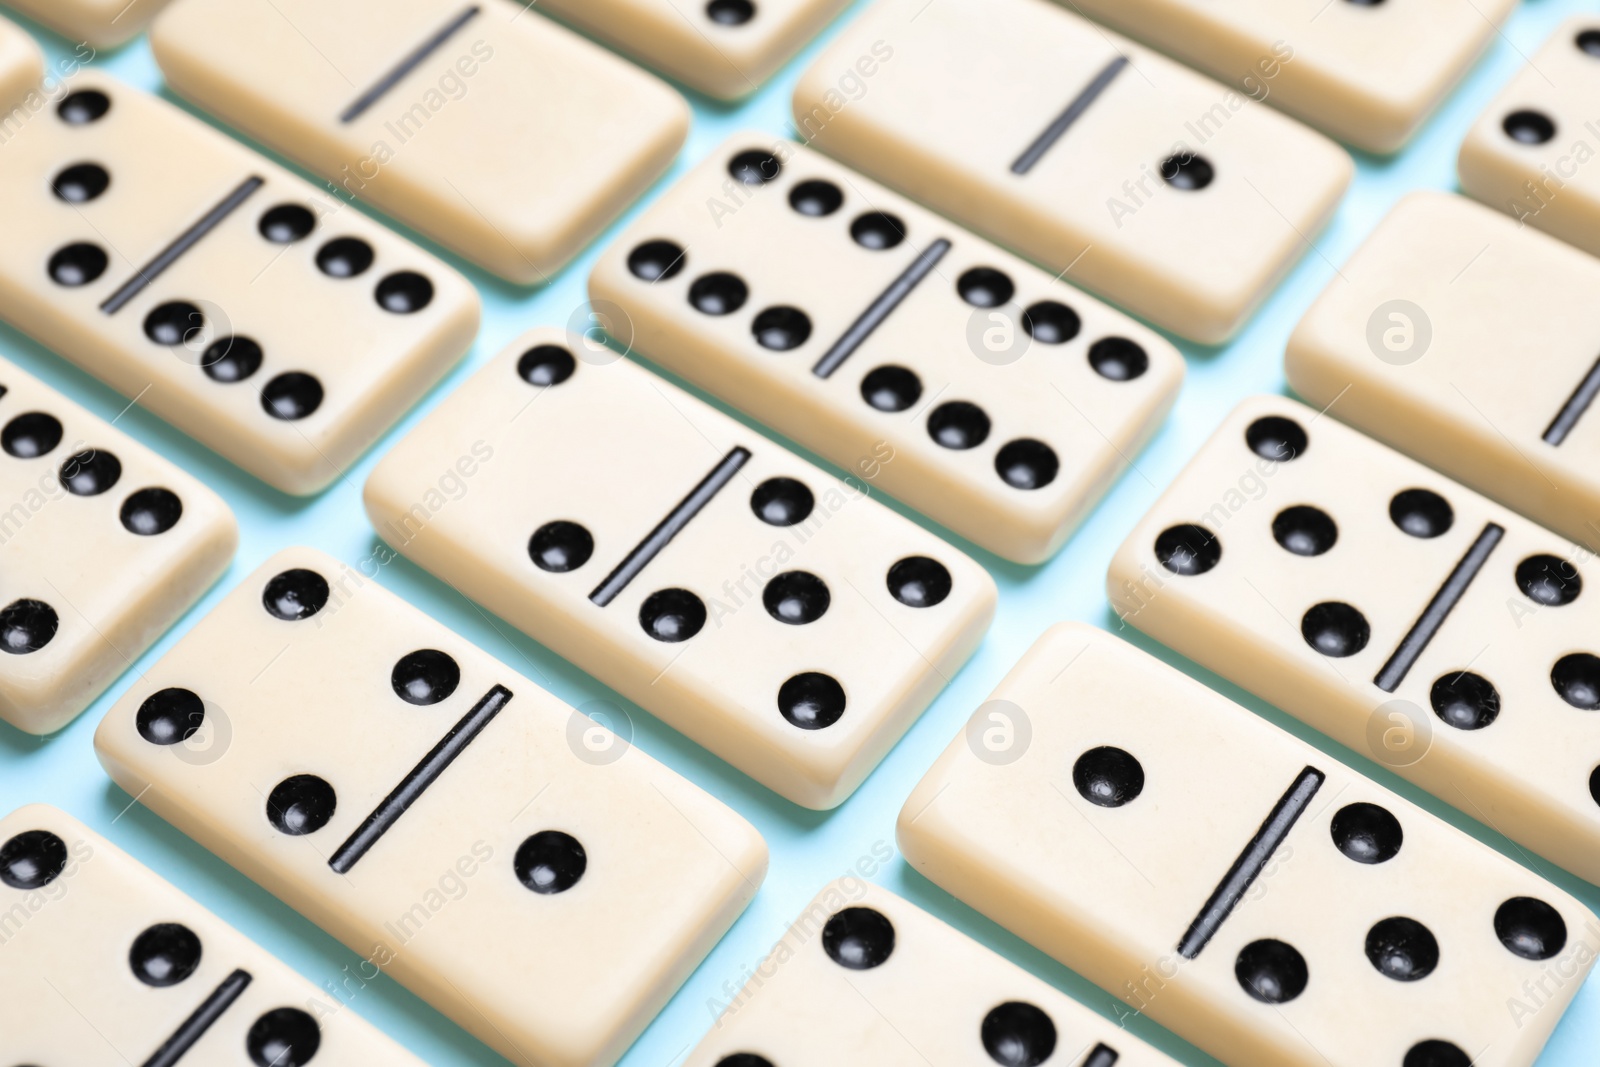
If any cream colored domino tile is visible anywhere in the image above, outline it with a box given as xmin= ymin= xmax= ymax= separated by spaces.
xmin=93 ymin=546 xmax=768 ymax=1067
xmin=900 ymin=623 xmax=1599 ymax=1067
xmin=149 ymin=0 xmax=689 ymax=283
xmin=685 ymin=879 xmax=1182 ymax=1067
xmin=1056 ymin=0 xmax=1511 ymax=154
xmin=0 ymin=73 xmax=479 ymax=496
xmin=362 ymin=328 xmax=997 ymax=809
xmin=1460 ymin=18 xmax=1600 ymax=258
xmin=1108 ymin=394 xmax=1600 ymax=886
xmin=790 ymin=0 xmax=1351 ymax=345
xmin=2 ymin=0 xmax=169 ymax=49
xmin=0 ymin=354 xmax=236 ymax=735
xmin=0 ymin=10 xmax=40 ymax=101
xmin=1288 ymin=191 xmax=1600 ymax=549
xmin=537 ymin=0 xmax=850 ymax=101
xmin=0 ymin=804 xmax=425 ymax=1065
xmin=588 ymin=134 xmax=1184 ymax=565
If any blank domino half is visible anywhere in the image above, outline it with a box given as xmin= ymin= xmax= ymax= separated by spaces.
xmin=900 ymin=624 xmax=1597 ymax=1067
xmin=792 ymin=0 xmax=1351 ymax=344
xmin=589 ymin=134 xmax=1184 ymax=564
xmin=1056 ymin=0 xmax=1512 ymax=153
xmin=1459 ymin=18 xmax=1600 ymax=258
xmin=94 ymin=547 xmax=767 ymax=1067
xmin=1 ymin=0 xmax=171 ymax=48
xmin=1108 ymin=395 xmax=1600 ymax=886
xmin=364 ymin=328 xmax=996 ymax=809
xmin=1286 ymin=191 xmax=1600 ymax=550
xmin=0 ymin=71 xmax=479 ymax=495
xmin=1 ymin=804 xmax=425 ymax=1065
xmin=686 ymin=879 xmax=1181 ymax=1067
xmin=538 ymin=0 xmax=850 ymax=101
xmin=150 ymin=0 xmax=689 ymax=283
xmin=0 ymin=354 xmax=235 ymax=735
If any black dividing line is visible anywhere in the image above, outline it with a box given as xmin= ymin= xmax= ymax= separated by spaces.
xmin=1374 ymin=523 xmax=1504 ymax=693
xmin=140 ymin=969 xmax=252 ymax=1067
xmin=1011 ymin=55 xmax=1129 ymax=175
xmin=1176 ymin=767 xmax=1324 ymax=960
xmin=327 ymin=685 xmax=513 ymax=874
xmin=1543 ymin=354 xmax=1600 ymax=445
xmin=812 ymin=239 xmax=950 ymax=379
xmin=100 ymin=177 xmax=264 ymax=315
xmin=1081 ymin=1044 xmax=1119 ymax=1067
xmin=340 ymin=6 xmax=482 ymax=122
xmin=589 ymin=447 xmax=751 ymax=606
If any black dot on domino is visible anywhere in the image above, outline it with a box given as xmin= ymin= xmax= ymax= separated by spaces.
xmin=201 ymin=336 xmax=264 ymax=384
xmin=266 ymin=774 xmax=337 ymax=836
xmin=3 ymin=411 xmax=63 ymax=458
xmin=261 ymin=372 xmax=324 ymax=421
xmin=518 ymin=344 xmax=577 ymax=387
xmin=957 ymin=267 xmax=1013 ymax=307
xmin=789 ymin=179 xmax=842 ymax=217
xmin=1022 ymin=301 xmax=1079 ymax=345
xmin=639 ymin=588 xmax=706 ymax=642
xmin=927 ymin=400 xmax=990 ymax=450
xmin=1404 ymin=1041 xmax=1471 ymax=1067
xmin=689 ymin=272 xmax=748 ymax=315
xmin=1429 ymin=671 xmax=1499 ymax=730
xmin=822 ymin=906 xmax=894 ymax=969
xmin=1495 ymin=896 xmax=1567 ymax=960
xmin=1516 ymin=553 xmax=1582 ymax=606
xmin=529 ymin=520 xmax=594 ymax=572
xmin=514 ymin=830 xmax=586 ymax=894
xmin=51 ymin=162 xmax=109 ymax=204
xmin=1591 ymin=765 xmax=1600 ymax=810
xmin=1301 ymin=602 xmax=1369 ymax=658
xmin=860 ymin=365 xmax=921 ymax=412
xmin=995 ymin=439 xmax=1058 ymax=490
xmin=851 ymin=211 xmax=905 ymax=250
xmin=316 ymin=237 xmax=374 ymax=278
xmin=262 ymin=568 xmax=331 ymax=621
xmin=376 ymin=271 xmax=434 ymax=314
xmin=1330 ymin=802 xmax=1402 ymax=864
xmin=1389 ymin=488 xmax=1453 ymax=538
xmin=143 ymin=301 xmax=204 ymax=347
xmin=391 ymin=649 xmax=461 ymax=706
xmin=1073 ymin=746 xmax=1144 ymax=807
xmin=627 ymin=239 xmax=686 ymax=281
xmin=259 ymin=203 xmax=316 ymax=243
xmin=1365 ymin=916 xmax=1439 ymax=981
xmin=1245 ymin=415 xmax=1307 ymax=461
xmin=1273 ymin=505 xmax=1337 ymax=557
xmin=48 ymin=242 xmax=108 ymax=286
xmin=715 ymin=1056 xmax=775 ymax=1067
xmin=752 ymin=305 xmax=811 ymax=350
xmin=980 ymin=1001 xmax=1057 ymax=1067
xmin=1503 ymin=110 xmax=1556 ymax=145
xmin=1154 ymin=523 xmax=1220 ymax=576
xmin=1578 ymin=29 xmax=1600 ymax=57
xmin=60 ymin=448 xmax=121 ymax=495
xmin=778 ymin=672 xmax=845 ymax=729
xmin=706 ymin=0 xmax=755 ymax=25
xmin=888 ymin=556 xmax=952 ymax=607
xmin=1552 ymin=652 xmax=1600 ymax=709
xmin=1087 ymin=337 xmax=1149 ymax=381
xmin=137 ymin=687 xmax=207 ymax=746
xmin=57 ymin=89 xmax=110 ymax=125
xmin=750 ymin=477 xmax=813 ymax=526
xmin=129 ymin=922 xmax=202 ymax=987
xmin=0 ymin=599 xmax=59 ymax=654
xmin=728 ymin=149 xmax=780 ymax=186
xmin=0 ymin=829 xmax=68 ymax=888
xmin=247 ymin=1008 xmax=321 ymax=1067
xmin=1160 ymin=153 xmax=1215 ymax=191
xmin=121 ymin=487 xmax=183 ymax=535
xmin=762 ymin=571 xmax=829 ymax=625
xmin=1235 ymin=938 xmax=1307 ymax=1003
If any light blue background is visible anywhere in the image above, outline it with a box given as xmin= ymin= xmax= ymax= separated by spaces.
xmin=1 ymin=0 xmax=1597 ymax=1063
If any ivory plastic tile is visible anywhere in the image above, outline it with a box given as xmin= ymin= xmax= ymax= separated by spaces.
xmin=363 ymin=328 xmax=996 ymax=808
xmin=901 ymin=623 xmax=1598 ymax=1067
xmin=94 ymin=546 xmax=768 ymax=1067
xmin=2 ymin=0 xmax=171 ymax=49
xmin=589 ymin=134 xmax=1184 ymax=564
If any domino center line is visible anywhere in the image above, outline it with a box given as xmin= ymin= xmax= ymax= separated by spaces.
xmin=1081 ymin=1044 xmax=1120 ymax=1067
xmin=100 ymin=177 xmax=264 ymax=315
xmin=590 ymin=447 xmax=751 ymax=606
xmin=328 ymin=685 xmax=513 ymax=874
xmin=340 ymin=5 xmax=483 ymax=123
xmin=1374 ymin=522 xmax=1504 ymax=693
xmin=140 ymin=968 xmax=252 ymax=1067
xmin=811 ymin=239 xmax=951 ymax=379
xmin=1542 ymin=353 xmax=1600 ymax=445
xmin=1011 ymin=55 xmax=1129 ymax=176
xmin=1176 ymin=766 xmax=1325 ymax=959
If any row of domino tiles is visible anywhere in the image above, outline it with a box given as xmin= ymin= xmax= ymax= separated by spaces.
xmin=2 ymin=0 xmax=1600 ymax=1065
